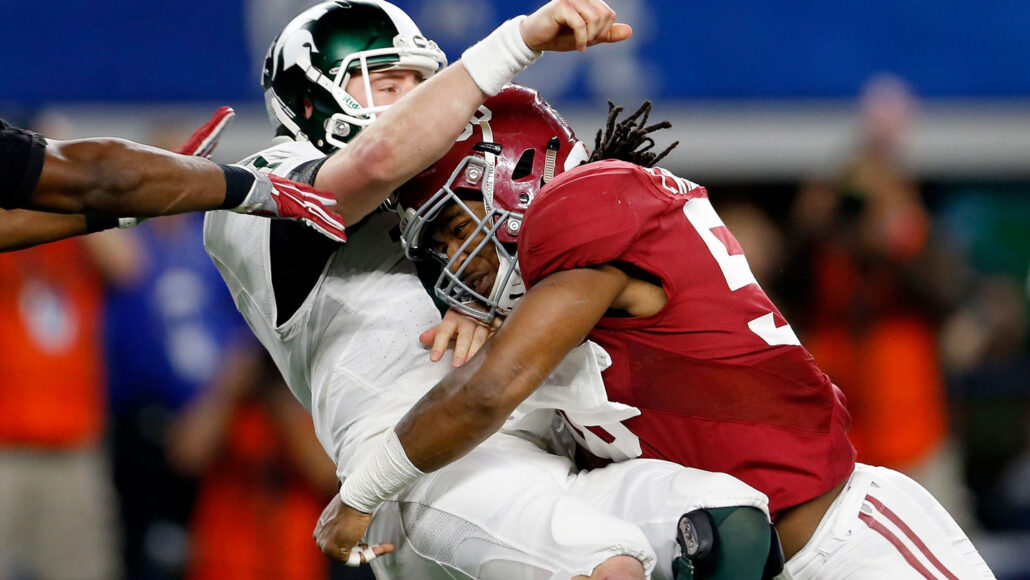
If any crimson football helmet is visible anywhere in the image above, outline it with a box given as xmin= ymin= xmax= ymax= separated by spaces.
xmin=394 ymin=84 xmax=590 ymax=321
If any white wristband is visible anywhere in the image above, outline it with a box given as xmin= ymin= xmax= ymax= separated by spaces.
xmin=461 ymin=15 xmax=542 ymax=96
xmin=339 ymin=430 xmax=425 ymax=513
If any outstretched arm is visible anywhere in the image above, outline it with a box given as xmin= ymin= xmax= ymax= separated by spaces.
xmin=1 ymin=108 xmax=345 ymax=252
xmin=0 ymin=210 xmax=89 ymax=252
xmin=27 ymin=138 xmax=228 ymax=216
xmin=5 ymin=139 xmax=344 ymax=251
xmin=315 ymin=264 xmax=631 ymax=561
xmin=314 ymin=0 xmax=632 ymax=225
xmin=20 ymin=106 xmax=236 ymax=216
xmin=31 ymin=139 xmax=344 ymax=241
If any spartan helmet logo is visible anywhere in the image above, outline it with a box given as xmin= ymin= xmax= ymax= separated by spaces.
xmin=272 ymin=4 xmax=330 ymax=78
xmin=277 ymin=29 xmax=317 ymax=77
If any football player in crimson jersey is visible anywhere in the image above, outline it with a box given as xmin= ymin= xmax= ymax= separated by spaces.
xmin=328 ymin=85 xmax=996 ymax=579
xmin=0 ymin=107 xmax=346 ymax=252
xmin=205 ymin=3 xmax=756 ymax=579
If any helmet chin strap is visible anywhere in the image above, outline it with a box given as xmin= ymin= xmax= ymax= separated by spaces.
xmin=490 ymin=253 xmax=525 ymax=316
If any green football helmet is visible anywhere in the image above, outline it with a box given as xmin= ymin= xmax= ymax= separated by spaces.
xmin=263 ymin=0 xmax=447 ymax=152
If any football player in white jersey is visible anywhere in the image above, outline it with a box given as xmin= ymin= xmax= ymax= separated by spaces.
xmin=204 ymin=2 xmax=773 ymax=579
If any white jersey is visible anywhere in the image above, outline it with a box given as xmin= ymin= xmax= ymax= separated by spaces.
xmin=202 ymin=139 xmax=634 ymax=476
xmin=205 ymin=139 xmax=453 ymax=476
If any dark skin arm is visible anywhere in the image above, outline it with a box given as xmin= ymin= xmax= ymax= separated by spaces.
xmin=6 ymin=123 xmax=347 ymax=252
xmin=0 ymin=209 xmax=89 ymax=252
xmin=398 ymin=262 xmax=670 ymax=468
xmin=396 ymin=264 xmax=631 ymax=470
xmin=27 ymin=138 xmax=226 ymax=216
xmin=0 ymin=137 xmax=228 ymax=253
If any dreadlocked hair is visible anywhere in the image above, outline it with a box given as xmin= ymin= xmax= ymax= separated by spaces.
xmin=588 ymin=100 xmax=678 ymax=167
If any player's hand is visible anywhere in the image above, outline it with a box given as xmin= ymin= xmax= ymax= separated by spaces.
xmin=176 ymin=106 xmax=235 ymax=158
xmin=521 ymin=0 xmax=632 ymax=53
xmin=420 ymin=309 xmax=501 ymax=367
xmin=314 ymin=494 xmax=395 ymax=566
xmin=232 ymin=168 xmax=348 ymax=243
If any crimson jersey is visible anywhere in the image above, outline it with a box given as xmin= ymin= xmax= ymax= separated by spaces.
xmin=519 ymin=160 xmax=855 ymax=516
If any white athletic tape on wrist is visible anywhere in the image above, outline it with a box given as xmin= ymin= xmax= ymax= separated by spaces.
xmin=339 ymin=430 xmax=424 ymax=513
xmin=461 ymin=15 xmax=542 ymax=96
xmin=346 ymin=547 xmax=363 ymax=567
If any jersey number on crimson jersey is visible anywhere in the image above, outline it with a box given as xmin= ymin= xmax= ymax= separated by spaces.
xmin=655 ymin=167 xmax=801 ymax=347
xmin=556 ymin=167 xmax=800 ymax=461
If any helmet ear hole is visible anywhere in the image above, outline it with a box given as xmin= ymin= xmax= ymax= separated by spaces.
xmin=511 ymin=149 xmax=536 ymax=181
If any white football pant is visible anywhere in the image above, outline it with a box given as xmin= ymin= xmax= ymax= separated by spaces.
xmin=778 ymin=463 xmax=995 ymax=580
xmin=367 ymin=433 xmax=769 ymax=580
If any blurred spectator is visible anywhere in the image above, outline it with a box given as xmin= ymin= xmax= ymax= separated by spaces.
xmin=0 ymin=234 xmax=123 ymax=579
xmin=784 ymin=74 xmax=974 ymax=525
xmin=0 ymin=112 xmax=126 ymax=580
xmin=936 ymin=187 xmax=1030 ymax=531
xmin=167 ymin=352 xmax=352 ymax=580
xmin=97 ymin=119 xmax=259 ymax=579
xmin=103 ymin=212 xmax=256 ymax=580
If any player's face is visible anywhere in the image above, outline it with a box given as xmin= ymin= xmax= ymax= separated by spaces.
xmin=344 ymin=69 xmax=421 ymax=108
xmin=427 ymin=200 xmax=501 ymax=298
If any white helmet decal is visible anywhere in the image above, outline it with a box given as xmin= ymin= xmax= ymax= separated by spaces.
xmin=278 ymin=29 xmax=318 ymax=77
xmin=273 ymin=3 xmax=329 ymax=77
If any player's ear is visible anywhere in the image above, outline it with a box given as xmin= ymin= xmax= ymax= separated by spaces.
xmin=303 ymin=98 xmax=314 ymax=119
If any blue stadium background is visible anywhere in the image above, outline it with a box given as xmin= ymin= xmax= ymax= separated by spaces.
xmin=2 ymin=0 xmax=1029 ymax=103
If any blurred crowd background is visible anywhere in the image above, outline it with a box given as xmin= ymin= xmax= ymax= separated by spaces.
xmin=1 ymin=0 xmax=1028 ymax=579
